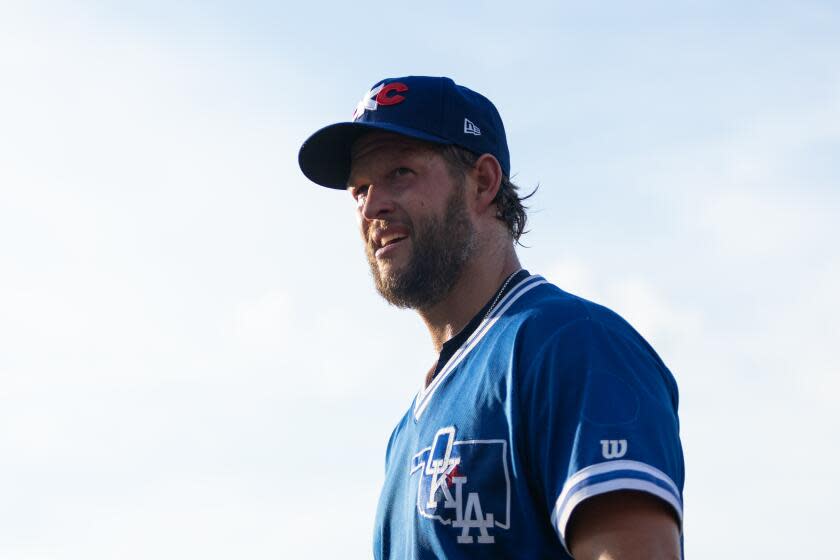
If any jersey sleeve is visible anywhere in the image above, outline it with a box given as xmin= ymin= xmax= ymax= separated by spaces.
xmin=519 ymin=315 xmax=685 ymax=553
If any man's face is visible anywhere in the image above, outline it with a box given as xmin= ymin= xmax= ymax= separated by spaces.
xmin=348 ymin=133 xmax=476 ymax=309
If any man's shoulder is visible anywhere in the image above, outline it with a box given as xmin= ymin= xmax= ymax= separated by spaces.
xmin=505 ymin=276 xmax=669 ymax=376
xmin=505 ymin=276 xmax=677 ymax=405
xmin=509 ymin=276 xmax=633 ymax=338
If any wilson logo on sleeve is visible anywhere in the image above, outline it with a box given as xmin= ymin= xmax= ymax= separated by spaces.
xmin=600 ymin=439 xmax=628 ymax=459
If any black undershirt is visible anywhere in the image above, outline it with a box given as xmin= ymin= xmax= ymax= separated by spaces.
xmin=431 ymin=269 xmax=530 ymax=380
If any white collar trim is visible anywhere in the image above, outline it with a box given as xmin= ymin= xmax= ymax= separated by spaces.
xmin=412 ymin=274 xmax=547 ymax=421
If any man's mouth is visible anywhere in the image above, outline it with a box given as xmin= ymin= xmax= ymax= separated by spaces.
xmin=371 ymin=228 xmax=410 ymax=259
xmin=375 ymin=235 xmax=408 ymax=258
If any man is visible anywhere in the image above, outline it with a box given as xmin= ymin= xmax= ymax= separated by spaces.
xmin=298 ymin=76 xmax=684 ymax=559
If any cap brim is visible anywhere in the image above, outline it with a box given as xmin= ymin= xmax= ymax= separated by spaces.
xmin=298 ymin=121 xmax=451 ymax=189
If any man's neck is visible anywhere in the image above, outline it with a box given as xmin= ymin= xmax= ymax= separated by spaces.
xmin=418 ymin=247 xmax=522 ymax=353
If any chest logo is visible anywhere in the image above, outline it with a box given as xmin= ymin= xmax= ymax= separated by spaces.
xmin=410 ymin=426 xmax=510 ymax=544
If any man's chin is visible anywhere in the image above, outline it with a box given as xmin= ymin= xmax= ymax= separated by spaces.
xmin=374 ymin=263 xmax=406 ymax=288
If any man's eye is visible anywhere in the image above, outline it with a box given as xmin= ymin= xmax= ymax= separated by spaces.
xmin=351 ymin=186 xmax=369 ymax=206
xmin=353 ymin=185 xmax=369 ymax=199
xmin=392 ymin=167 xmax=412 ymax=178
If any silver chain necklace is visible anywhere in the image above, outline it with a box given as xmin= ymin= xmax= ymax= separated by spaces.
xmin=482 ymin=269 xmax=521 ymax=323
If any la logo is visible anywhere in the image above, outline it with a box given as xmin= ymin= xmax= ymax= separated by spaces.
xmin=353 ymin=82 xmax=408 ymax=119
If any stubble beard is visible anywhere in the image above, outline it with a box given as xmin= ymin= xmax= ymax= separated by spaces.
xmin=365 ymin=185 xmax=476 ymax=310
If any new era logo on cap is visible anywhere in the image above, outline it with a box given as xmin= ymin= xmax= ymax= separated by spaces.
xmin=464 ymin=118 xmax=481 ymax=136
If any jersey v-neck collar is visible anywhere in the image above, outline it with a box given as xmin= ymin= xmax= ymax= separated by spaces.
xmin=432 ymin=269 xmax=530 ymax=380
xmin=412 ymin=270 xmax=548 ymax=422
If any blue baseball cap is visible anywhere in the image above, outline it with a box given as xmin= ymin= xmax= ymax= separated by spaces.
xmin=298 ymin=76 xmax=510 ymax=189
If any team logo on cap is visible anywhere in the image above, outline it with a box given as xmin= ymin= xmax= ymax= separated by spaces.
xmin=353 ymin=82 xmax=409 ymax=120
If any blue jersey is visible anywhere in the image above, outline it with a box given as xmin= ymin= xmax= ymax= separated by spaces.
xmin=372 ymin=273 xmax=684 ymax=559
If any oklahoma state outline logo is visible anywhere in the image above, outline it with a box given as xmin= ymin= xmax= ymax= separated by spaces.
xmin=410 ymin=426 xmax=511 ymax=544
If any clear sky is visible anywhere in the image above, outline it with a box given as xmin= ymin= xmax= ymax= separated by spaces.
xmin=1 ymin=1 xmax=838 ymax=558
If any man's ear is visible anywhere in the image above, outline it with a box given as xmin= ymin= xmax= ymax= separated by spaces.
xmin=470 ymin=154 xmax=503 ymax=215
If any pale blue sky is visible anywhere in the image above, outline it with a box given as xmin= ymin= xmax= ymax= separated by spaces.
xmin=1 ymin=1 xmax=838 ymax=558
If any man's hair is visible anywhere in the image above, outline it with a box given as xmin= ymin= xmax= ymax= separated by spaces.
xmin=435 ymin=145 xmax=534 ymax=243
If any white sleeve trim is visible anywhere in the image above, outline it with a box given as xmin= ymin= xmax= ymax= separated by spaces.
xmin=550 ymin=460 xmax=683 ymax=553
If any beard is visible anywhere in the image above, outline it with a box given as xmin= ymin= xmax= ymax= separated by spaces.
xmin=365 ymin=185 xmax=476 ymax=310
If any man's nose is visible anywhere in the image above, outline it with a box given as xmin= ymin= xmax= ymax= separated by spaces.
xmin=361 ymin=184 xmax=395 ymax=221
